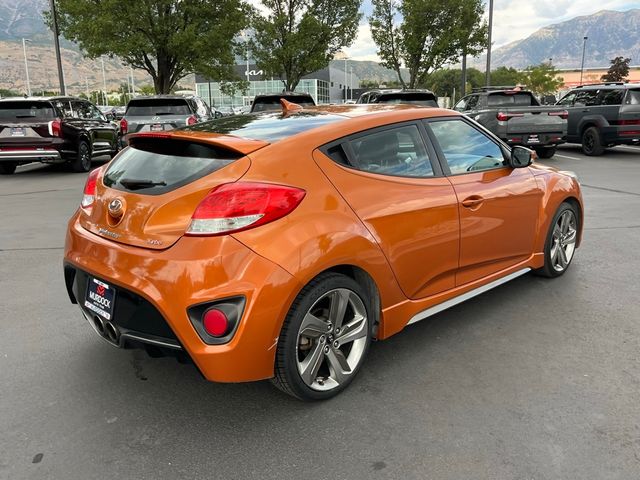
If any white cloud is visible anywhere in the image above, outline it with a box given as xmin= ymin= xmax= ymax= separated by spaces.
xmin=343 ymin=24 xmax=380 ymax=62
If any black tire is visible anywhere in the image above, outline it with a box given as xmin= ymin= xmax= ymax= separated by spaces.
xmin=535 ymin=146 xmax=556 ymax=159
xmin=71 ymin=140 xmax=92 ymax=172
xmin=272 ymin=272 xmax=373 ymax=401
xmin=581 ymin=126 xmax=605 ymax=156
xmin=535 ymin=202 xmax=579 ymax=278
xmin=0 ymin=162 xmax=17 ymax=175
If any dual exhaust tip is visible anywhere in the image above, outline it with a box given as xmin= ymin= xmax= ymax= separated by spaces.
xmin=92 ymin=316 xmax=120 ymax=345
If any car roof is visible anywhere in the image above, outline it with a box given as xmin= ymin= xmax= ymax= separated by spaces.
xmin=362 ymin=89 xmax=435 ymax=95
xmin=0 ymin=96 xmax=83 ymax=102
xmin=253 ymin=92 xmax=313 ymax=99
xmin=572 ymin=82 xmax=640 ymax=90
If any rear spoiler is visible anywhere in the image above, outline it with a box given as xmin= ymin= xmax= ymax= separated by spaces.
xmin=128 ymin=131 xmax=269 ymax=156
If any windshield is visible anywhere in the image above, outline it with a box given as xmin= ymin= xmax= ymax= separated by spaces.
xmin=126 ymin=99 xmax=191 ymax=116
xmin=184 ymin=111 xmax=345 ymax=143
xmin=0 ymin=101 xmax=57 ymax=121
xmin=487 ymin=92 xmax=538 ymax=107
xmin=377 ymin=93 xmax=437 ymax=107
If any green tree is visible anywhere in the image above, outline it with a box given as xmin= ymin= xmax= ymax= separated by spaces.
xmin=489 ymin=66 xmax=524 ymax=87
xmin=0 ymin=89 xmax=20 ymax=98
xmin=250 ymin=0 xmax=362 ymax=91
xmin=137 ymin=84 xmax=156 ymax=96
xmin=601 ymin=56 xmax=631 ymax=82
xmin=426 ymin=67 xmax=483 ymax=98
xmin=53 ymin=0 xmax=249 ymax=94
xmin=523 ymin=62 xmax=563 ymax=95
xmin=369 ymin=0 xmax=487 ymax=88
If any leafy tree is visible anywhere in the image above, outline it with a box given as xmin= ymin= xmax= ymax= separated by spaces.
xmin=601 ymin=56 xmax=631 ymax=82
xmin=250 ymin=0 xmax=362 ymax=91
xmin=137 ymin=84 xmax=156 ymax=96
xmin=426 ymin=67 xmax=483 ymax=98
xmin=489 ymin=66 xmax=524 ymax=87
xmin=523 ymin=63 xmax=563 ymax=95
xmin=369 ymin=0 xmax=487 ymax=88
xmin=0 ymin=88 xmax=20 ymax=98
xmin=52 ymin=0 xmax=249 ymax=94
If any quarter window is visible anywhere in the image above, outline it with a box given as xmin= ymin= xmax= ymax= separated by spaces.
xmin=598 ymin=89 xmax=624 ymax=105
xmin=348 ymin=125 xmax=434 ymax=177
xmin=573 ymin=90 xmax=600 ymax=106
xmin=556 ymin=92 xmax=577 ymax=106
xmin=428 ymin=119 xmax=506 ymax=174
xmin=624 ymin=89 xmax=640 ymax=105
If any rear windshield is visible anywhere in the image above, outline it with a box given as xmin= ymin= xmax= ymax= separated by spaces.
xmin=625 ymin=89 xmax=640 ymax=105
xmin=126 ymin=99 xmax=191 ymax=116
xmin=487 ymin=92 xmax=538 ymax=107
xmin=376 ymin=93 xmax=437 ymax=107
xmin=0 ymin=101 xmax=57 ymax=121
xmin=185 ymin=111 xmax=345 ymax=143
xmin=251 ymin=96 xmax=316 ymax=112
xmin=103 ymin=139 xmax=239 ymax=195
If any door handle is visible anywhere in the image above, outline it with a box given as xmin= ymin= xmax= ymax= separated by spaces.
xmin=461 ymin=196 xmax=484 ymax=208
xmin=581 ymin=109 xmax=590 ymax=113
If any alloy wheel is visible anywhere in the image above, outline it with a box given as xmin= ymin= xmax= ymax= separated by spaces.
xmin=550 ymin=209 xmax=577 ymax=272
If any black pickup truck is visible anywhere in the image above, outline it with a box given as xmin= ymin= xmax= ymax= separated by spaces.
xmin=454 ymin=87 xmax=568 ymax=158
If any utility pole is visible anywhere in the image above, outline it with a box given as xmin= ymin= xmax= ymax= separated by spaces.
xmin=461 ymin=50 xmax=467 ymax=101
xmin=22 ymin=38 xmax=31 ymax=96
xmin=344 ymin=57 xmax=348 ymax=103
xmin=101 ymin=57 xmax=108 ymax=106
xmin=485 ymin=0 xmax=494 ymax=86
xmin=130 ymin=67 xmax=135 ymax=96
xmin=48 ymin=0 xmax=65 ymax=95
xmin=85 ymin=76 xmax=89 ymax=99
xmin=580 ymin=36 xmax=588 ymax=85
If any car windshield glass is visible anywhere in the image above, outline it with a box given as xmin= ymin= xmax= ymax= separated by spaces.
xmin=625 ymin=89 xmax=640 ymax=105
xmin=487 ymin=92 xmax=536 ymax=107
xmin=184 ymin=112 xmax=345 ymax=143
xmin=103 ymin=139 xmax=239 ymax=195
xmin=0 ymin=101 xmax=56 ymax=121
xmin=126 ymin=99 xmax=191 ymax=116
xmin=377 ymin=93 xmax=437 ymax=107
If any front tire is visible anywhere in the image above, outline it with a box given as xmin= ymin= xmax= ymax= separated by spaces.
xmin=71 ymin=140 xmax=92 ymax=172
xmin=0 ymin=162 xmax=17 ymax=175
xmin=581 ymin=126 xmax=604 ymax=156
xmin=535 ymin=202 xmax=579 ymax=278
xmin=272 ymin=273 xmax=373 ymax=401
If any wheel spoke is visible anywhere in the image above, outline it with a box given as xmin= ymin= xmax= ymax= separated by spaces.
xmin=300 ymin=312 xmax=327 ymax=338
xmin=336 ymin=314 xmax=367 ymax=345
xmin=564 ymin=229 xmax=577 ymax=245
xmin=558 ymin=246 xmax=568 ymax=268
xmin=326 ymin=348 xmax=351 ymax=384
xmin=559 ymin=212 xmax=569 ymax=234
xmin=551 ymin=243 xmax=559 ymax=265
xmin=553 ymin=224 xmax=562 ymax=240
xmin=299 ymin=341 xmax=325 ymax=386
xmin=328 ymin=289 xmax=350 ymax=330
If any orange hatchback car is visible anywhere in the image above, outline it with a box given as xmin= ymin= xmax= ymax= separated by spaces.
xmin=64 ymin=103 xmax=583 ymax=400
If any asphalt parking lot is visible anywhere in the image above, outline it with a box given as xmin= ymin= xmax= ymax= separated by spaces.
xmin=1 ymin=144 xmax=639 ymax=480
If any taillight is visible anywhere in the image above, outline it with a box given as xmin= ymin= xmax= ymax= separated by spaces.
xmin=548 ymin=110 xmax=569 ymax=120
xmin=120 ymin=118 xmax=128 ymax=135
xmin=186 ymin=182 xmax=306 ymax=236
xmin=496 ymin=111 xmax=524 ymax=121
xmin=616 ymin=119 xmax=640 ymax=125
xmin=48 ymin=118 xmax=62 ymax=137
xmin=81 ymin=168 xmax=100 ymax=210
xmin=187 ymin=115 xmax=197 ymax=126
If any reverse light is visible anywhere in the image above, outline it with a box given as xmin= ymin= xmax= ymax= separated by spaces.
xmin=548 ymin=110 xmax=569 ymax=120
xmin=120 ymin=117 xmax=128 ymax=135
xmin=48 ymin=118 xmax=62 ymax=137
xmin=496 ymin=111 xmax=524 ymax=121
xmin=187 ymin=115 xmax=197 ymax=126
xmin=186 ymin=182 xmax=306 ymax=236
xmin=81 ymin=168 xmax=100 ymax=210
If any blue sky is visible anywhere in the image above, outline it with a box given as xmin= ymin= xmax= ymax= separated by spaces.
xmin=342 ymin=1 xmax=639 ymax=61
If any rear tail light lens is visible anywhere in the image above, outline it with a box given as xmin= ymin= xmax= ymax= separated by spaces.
xmin=81 ymin=168 xmax=100 ymax=210
xmin=616 ymin=119 xmax=640 ymax=125
xmin=496 ymin=111 xmax=524 ymax=121
xmin=548 ymin=110 xmax=569 ymax=120
xmin=187 ymin=115 xmax=197 ymax=126
xmin=203 ymin=309 xmax=229 ymax=337
xmin=186 ymin=182 xmax=306 ymax=236
xmin=120 ymin=118 xmax=128 ymax=135
xmin=48 ymin=118 xmax=62 ymax=137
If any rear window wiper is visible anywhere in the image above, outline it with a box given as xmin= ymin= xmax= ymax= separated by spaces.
xmin=15 ymin=114 xmax=37 ymax=118
xmin=153 ymin=112 xmax=175 ymax=115
xmin=119 ymin=178 xmax=167 ymax=190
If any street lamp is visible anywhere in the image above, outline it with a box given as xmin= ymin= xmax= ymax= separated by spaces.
xmin=485 ymin=0 xmax=494 ymax=86
xmin=22 ymin=38 xmax=31 ymax=96
xmin=344 ymin=56 xmax=348 ymax=103
xmin=579 ymin=36 xmax=588 ymax=85
xmin=101 ymin=57 xmax=108 ymax=106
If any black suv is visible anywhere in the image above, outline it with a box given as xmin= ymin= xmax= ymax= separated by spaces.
xmin=0 ymin=96 xmax=118 ymax=174
xmin=356 ymin=89 xmax=438 ymax=107
xmin=556 ymin=82 xmax=640 ymax=155
xmin=250 ymin=93 xmax=316 ymax=113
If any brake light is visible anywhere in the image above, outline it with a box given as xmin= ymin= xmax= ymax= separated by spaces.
xmin=496 ymin=112 xmax=524 ymax=121
xmin=187 ymin=115 xmax=197 ymax=126
xmin=120 ymin=117 xmax=128 ymax=135
xmin=186 ymin=182 xmax=306 ymax=236
xmin=548 ymin=110 xmax=569 ymax=120
xmin=48 ymin=118 xmax=62 ymax=137
xmin=616 ymin=119 xmax=640 ymax=125
xmin=81 ymin=168 xmax=100 ymax=210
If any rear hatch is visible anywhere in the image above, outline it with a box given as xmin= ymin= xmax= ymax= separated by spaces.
xmin=79 ymin=134 xmax=266 ymax=250
xmin=123 ymin=98 xmax=194 ymax=133
xmin=489 ymin=92 xmax=566 ymax=134
xmin=0 ymin=100 xmax=58 ymax=147
xmin=617 ymin=89 xmax=640 ymax=137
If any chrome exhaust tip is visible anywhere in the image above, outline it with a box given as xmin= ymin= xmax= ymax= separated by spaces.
xmin=92 ymin=316 xmax=105 ymax=335
xmin=104 ymin=321 xmax=120 ymax=344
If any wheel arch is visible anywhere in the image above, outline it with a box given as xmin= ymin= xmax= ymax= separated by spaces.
xmin=563 ymin=196 xmax=584 ymax=247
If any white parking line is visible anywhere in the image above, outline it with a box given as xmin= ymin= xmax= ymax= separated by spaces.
xmin=555 ymin=154 xmax=581 ymax=160
xmin=615 ymin=146 xmax=640 ymax=152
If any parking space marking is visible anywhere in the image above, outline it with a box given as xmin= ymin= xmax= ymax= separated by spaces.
xmin=555 ymin=154 xmax=581 ymax=160
xmin=615 ymin=146 xmax=640 ymax=152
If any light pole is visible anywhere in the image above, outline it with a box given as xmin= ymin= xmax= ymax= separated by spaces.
xmin=579 ymin=36 xmax=588 ymax=85
xmin=344 ymin=57 xmax=348 ymax=103
xmin=48 ymin=0 xmax=65 ymax=95
xmin=101 ymin=57 xmax=108 ymax=106
xmin=350 ymin=66 xmax=353 ymax=101
xmin=485 ymin=0 xmax=494 ymax=86
xmin=22 ymin=38 xmax=31 ymax=96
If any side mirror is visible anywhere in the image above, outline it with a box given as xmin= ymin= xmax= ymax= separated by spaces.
xmin=510 ymin=146 xmax=533 ymax=168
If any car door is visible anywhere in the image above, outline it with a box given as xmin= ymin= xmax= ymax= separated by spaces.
xmin=556 ymin=91 xmax=579 ymax=140
xmin=85 ymin=102 xmax=117 ymax=153
xmin=313 ymin=122 xmax=460 ymax=300
xmin=426 ymin=117 xmax=542 ymax=286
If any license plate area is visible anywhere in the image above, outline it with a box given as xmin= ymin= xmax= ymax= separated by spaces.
xmin=527 ymin=134 xmax=540 ymax=144
xmin=11 ymin=127 xmax=26 ymax=137
xmin=84 ymin=277 xmax=116 ymax=321
xmin=150 ymin=123 xmax=163 ymax=132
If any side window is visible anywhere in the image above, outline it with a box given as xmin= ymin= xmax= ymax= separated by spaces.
xmin=574 ymin=90 xmax=600 ymax=106
xmin=466 ymin=95 xmax=479 ymax=110
xmin=347 ymin=124 xmax=434 ymax=178
xmin=55 ymin=100 xmax=74 ymax=118
xmin=556 ymin=92 xmax=577 ymax=106
xmin=624 ymin=89 xmax=640 ymax=105
xmin=598 ymin=89 xmax=624 ymax=106
xmin=454 ymin=97 xmax=468 ymax=111
xmin=71 ymin=100 xmax=92 ymax=119
xmin=428 ymin=119 xmax=506 ymax=175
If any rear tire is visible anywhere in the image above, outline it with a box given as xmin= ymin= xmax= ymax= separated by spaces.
xmin=0 ymin=162 xmax=17 ymax=175
xmin=535 ymin=146 xmax=557 ymax=159
xmin=535 ymin=202 xmax=579 ymax=278
xmin=272 ymin=272 xmax=373 ymax=401
xmin=71 ymin=140 xmax=92 ymax=172
xmin=581 ymin=126 xmax=604 ymax=156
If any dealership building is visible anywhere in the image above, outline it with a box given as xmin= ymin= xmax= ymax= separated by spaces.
xmin=195 ymin=62 xmax=361 ymax=108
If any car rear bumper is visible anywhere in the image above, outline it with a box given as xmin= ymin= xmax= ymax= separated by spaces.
xmin=601 ymin=126 xmax=640 ymax=145
xmin=0 ymin=148 xmax=63 ymax=163
xmin=64 ymin=213 xmax=301 ymax=383
xmin=501 ymin=133 xmax=566 ymax=147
